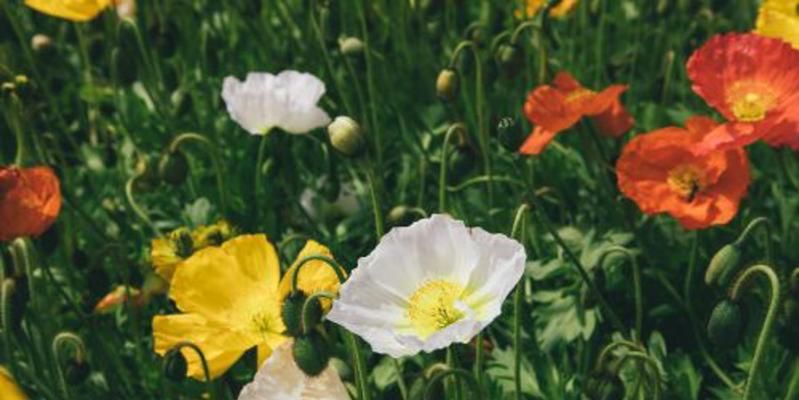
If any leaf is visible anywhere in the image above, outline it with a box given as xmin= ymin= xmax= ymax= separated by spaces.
xmin=372 ymin=356 xmax=398 ymax=390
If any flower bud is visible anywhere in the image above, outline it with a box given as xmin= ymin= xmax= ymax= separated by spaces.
xmin=292 ymin=334 xmax=330 ymax=377
xmin=338 ymin=36 xmax=365 ymax=56
xmin=158 ymin=150 xmax=189 ymax=186
xmin=707 ymin=299 xmax=744 ymax=349
xmin=282 ymin=292 xmax=322 ymax=337
xmin=31 ymin=34 xmax=53 ymax=52
xmin=436 ymin=68 xmax=459 ymax=101
xmin=495 ymin=43 xmax=522 ymax=76
xmin=704 ymin=243 xmax=740 ymax=287
xmin=64 ymin=359 xmax=90 ymax=385
xmin=327 ymin=116 xmax=363 ymax=157
xmin=163 ymin=348 xmax=188 ymax=382
xmin=133 ymin=156 xmax=159 ymax=192
xmin=387 ymin=205 xmax=409 ymax=224
xmin=2 ymin=277 xmax=28 ymax=330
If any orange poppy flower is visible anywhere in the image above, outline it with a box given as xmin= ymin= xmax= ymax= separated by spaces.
xmin=616 ymin=116 xmax=750 ymax=230
xmin=519 ymin=72 xmax=633 ymax=155
xmin=0 ymin=166 xmax=61 ymax=241
xmin=687 ymin=33 xmax=799 ymax=153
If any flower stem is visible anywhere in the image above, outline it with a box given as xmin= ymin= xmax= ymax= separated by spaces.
xmin=124 ymin=176 xmax=161 ymax=236
xmin=168 ymin=132 xmax=228 ymax=213
xmin=253 ymin=134 xmax=270 ymax=228
xmin=510 ymin=204 xmax=529 ymax=400
xmin=785 ymin=358 xmax=799 ymax=400
xmin=597 ymin=246 xmax=642 ymax=340
xmin=734 ymin=217 xmax=774 ymax=266
xmin=344 ymin=330 xmax=371 ymax=400
xmin=728 ymin=264 xmax=781 ymax=399
xmin=170 ymin=341 xmax=215 ymax=399
xmin=51 ymin=332 xmax=86 ymax=399
xmin=438 ymin=123 xmax=465 ymax=212
xmin=368 ymin=168 xmax=385 ymax=239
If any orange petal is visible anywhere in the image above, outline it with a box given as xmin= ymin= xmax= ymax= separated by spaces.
xmin=519 ymin=127 xmax=558 ymax=155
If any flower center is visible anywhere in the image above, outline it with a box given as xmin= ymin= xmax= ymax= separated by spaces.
xmin=727 ymin=81 xmax=775 ymax=122
xmin=406 ymin=280 xmax=465 ymax=338
xmin=667 ymin=164 xmax=704 ymax=201
xmin=565 ymin=88 xmax=595 ymax=104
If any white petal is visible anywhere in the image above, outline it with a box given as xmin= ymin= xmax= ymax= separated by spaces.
xmin=237 ymin=341 xmax=349 ymax=400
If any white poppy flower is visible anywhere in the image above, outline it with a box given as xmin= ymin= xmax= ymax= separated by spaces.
xmin=327 ymin=214 xmax=526 ymax=357
xmin=237 ymin=340 xmax=349 ymax=400
xmin=221 ymin=71 xmax=331 ymax=135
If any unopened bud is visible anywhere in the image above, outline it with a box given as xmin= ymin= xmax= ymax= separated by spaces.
xmin=292 ymin=335 xmax=330 ymax=377
xmin=64 ymin=359 xmax=90 ymax=384
xmin=170 ymin=228 xmax=194 ymax=259
xmin=163 ymin=348 xmax=188 ymax=382
xmin=495 ymin=44 xmax=522 ymax=76
xmin=387 ymin=205 xmax=410 ymax=224
xmin=282 ymin=292 xmax=321 ymax=337
xmin=327 ymin=116 xmax=363 ymax=157
xmin=338 ymin=36 xmax=365 ymax=56
xmin=705 ymin=243 xmax=740 ymax=287
xmin=31 ymin=34 xmax=53 ymax=52
xmin=158 ymin=150 xmax=189 ymax=186
xmin=436 ymin=68 xmax=459 ymax=101
xmin=707 ymin=299 xmax=744 ymax=349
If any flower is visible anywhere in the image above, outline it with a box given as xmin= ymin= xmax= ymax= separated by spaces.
xmin=755 ymin=0 xmax=799 ymax=49
xmin=516 ymin=0 xmax=578 ymax=19
xmin=277 ymin=240 xmax=346 ymax=311
xmin=24 ymin=0 xmax=111 ymax=22
xmin=150 ymin=220 xmax=235 ymax=282
xmin=616 ymin=116 xmax=750 ymax=230
xmin=0 ymin=367 xmax=26 ymax=400
xmin=237 ymin=340 xmax=349 ymax=400
xmin=686 ymin=33 xmax=799 ymax=152
xmin=0 ymin=166 xmax=61 ymax=242
xmin=152 ymin=235 xmax=343 ymax=380
xmin=221 ymin=71 xmax=331 ymax=135
xmin=519 ymin=72 xmax=633 ymax=155
xmin=327 ymin=215 xmax=525 ymax=357
xmin=93 ymin=286 xmax=147 ymax=314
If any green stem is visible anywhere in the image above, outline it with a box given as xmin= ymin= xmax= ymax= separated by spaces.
xmin=170 ymin=341 xmax=215 ymax=399
xmin=6 ymin=95 xmax=26 ymax=165
xmin=124 ymin=176 xmax=161 ymax=236
xmin=368 ymin=168 xmax=385 ymax=239
xmin=438 ymin=123 xmax=465 ymax=212
xmin=448 ymin=175 xmax=525 ymax=192
xmin=785 ymin=358 xmax=799 ymax=400
xmin=393 ymin=358 xmax=409 ymax=400
xmin=425 ymin=367 xmax=481 ymax=400
xmin=734 ymin=217 xmax=774 ymax=266
xmin=345 ymin=330 xmax=371 ymax=400
xmin=597 ymin=246 xmax=642 ymax=340
xmin=355 ymin=0 xmax=383 ymax=171
xmin=253 ymin=133 xmax=270 ymax=227
xmin=168 ymin=132 xmax=227 ymax=213
xmin=448 ymin=41 xmax=493 ymax=206
xmin=510 ymin=204 xmax=529 ymax=399
xmin=51 ymin=332 xmax=86 ymax=399
xmin=290 ymin=255 xmax=347 ymax=295
xmin=301 ymin=291 xmax=336 ymax=334
xmin=728 ymin=264 xmax=781 ymax=400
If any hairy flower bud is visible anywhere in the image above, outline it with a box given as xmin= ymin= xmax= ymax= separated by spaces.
xmin=436 ymin=68 xmax=459 ymax=101
xmin=64 ymin=359 xmax=90 ymax=385
xmin=327 ymin=116 xmax=363 ymax=157
xmin=158 ymin=150 xmax=189 ymax=186
xmin=282 ymin=292 xmax=322 ymax=337
xmin=292 ymin=334 xmax=330 ymax=377
xmin=707 ymin=299 xmax=744 ymax=349
xmin=705 ymin=244 xmax=741 ymax=287
xmin=495 ymin=43 xmax=522 ymax=76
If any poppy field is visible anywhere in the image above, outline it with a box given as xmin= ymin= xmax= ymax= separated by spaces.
xmin=2 ymin=0 xmax=799 ymax=399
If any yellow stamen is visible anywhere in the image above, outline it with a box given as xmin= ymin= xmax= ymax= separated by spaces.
xmin=406 ymin=280 xmax=465 ymax=338
xmin=565 ymin=88 xmax=595 ymax=104
xmin=727 ymin=81 xmax=775 ymax=122
xmin=667 ymin=164 xmax=704 ymax=201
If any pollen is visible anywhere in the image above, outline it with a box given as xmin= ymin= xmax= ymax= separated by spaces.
xmin=727 ymin=81 xmax=775 ymax=122
xmin=406 ymin=280 xmax=465 ymax=338
xmin=667 ymin=164 xmax=704 ymax=201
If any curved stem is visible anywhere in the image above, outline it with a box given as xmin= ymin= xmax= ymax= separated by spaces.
xmin=785 ymin=358 xmax=799 ymax=400
xmin=290 ymin=255 xmax=347 ymax=295
xmin=6 ymin=95 xmax=26 ymax=165
xmin=597 ymin=246 xmax=642 ymax=340
xmin=735 ymin=217 xmax=774 ymax=266
xmin=52 ymin=332 xmax=86 ymax=399
xmin=448 ymin=41 xmax=493 ymax=206
xmin=393 ymin=358 xmax=409 ymax=400
xmin=125 ymin=176 xmax=161 ymax=236
xmin=729 ymin=264 xmax=781 ymax=400
xmin=438 ymin=124 xmax=465 ymax=212
xmin=169 ymin=132 xmax=227 ymax=213
xmin=425 ymin=367 xmax=481 ymax=400
xmin=301 ymin=291 xmax=336 ymax=334
xmin=169 ymin=341 xmax=214 ymax=398
xmin=510 ymin=20 xmax=539 ymax=45
xmin=616 ymin=351 xmax=663 ymax=399
xmin=448 ymin=175 xmax=525 ymax=192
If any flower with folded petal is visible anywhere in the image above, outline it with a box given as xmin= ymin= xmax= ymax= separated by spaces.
xmin=327 ymin=215 xmax=525 ymax=357
xmin=94 ymin=286 xmax=147 ymax=314
xmin=687 ymin=33 xmax=799 ymax=152
xmin=755 ymin=0 xmax=799 ymax=49
xmin=221 ymin=71 xmax=331 ymax=135
xmin=278 ymin=240 xmax=346 ymax=311
xmin=0 ymin=166 xmax=61 ymax=242
xmin=150 ymin=220 xmax=235 ymax=282
xmin=516 ymin=0 xmax=578 ymax=19
xmin=237 ymin=340 xmax=349 ymax=400
xmin=24 ymin=0 xmax=111 ymax=22
xmin=617 ymin=116 xmax=750 ymax=230
xmin=519 ymin=72 xmax=633 ymax=155
xmin=0 ymin=367 xmax=26 ymax=400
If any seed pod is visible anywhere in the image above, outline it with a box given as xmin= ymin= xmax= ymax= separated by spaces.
xmin=707 ymin=299 xmax=744 ymax=349
xmin=338 ymin=36 xmax=365 ymax=56
xmin=163 ymin=348 xmax=188 ymax=382
xmin=64 ymin=359 xmax=90 ymax=384
xmin=436 ymin=68 xmax=459 ymax=101
xmin=327 ymin=116 xmax=363 ymax=157
xmin=705 ymin=244 xmax=741 ymax=287
xmin=292 ymin=334 xmax=330 ymax=377
xmin=158 ymin=150 xmax=189 ymax=186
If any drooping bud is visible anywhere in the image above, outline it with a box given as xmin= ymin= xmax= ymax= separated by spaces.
xmin=282 ymin=292 xmax=322 ymax=336
xmin=495 ymin=43 xmax=522 ymax=76
xmin=387 ymin=205 xmax=409 ymax=224
xmin=64 ymin=359 xmax=90 ymax=384
xmin=292 ymin=334 xmax=330 ymax=377
xmin=327 ymin=116 xmax=363 ymax=157
xmin=707 ymin=299 xmax=744 ymax=348
xmin=158 ymin=150 xmax=189 ymax=186
xmin=338 ymin=36 xmax=365 ymax=56
xmin=705 ymin=244 xmax=741 ymax=287
xmin=163 ymin=348 xmax=188 ymax=382
xmin=435 ymin=68 xmax=459 ymax=101
xmin=31 ymin=34 xmax=53 ymax=52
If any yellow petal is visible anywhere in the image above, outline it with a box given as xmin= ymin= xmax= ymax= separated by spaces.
xmin=169 ymin=234 xmax=280 ymax=324
xmin=153 ymin=314 xmax=255 ymax=380
xmin=0 ymin=368 xmax=27 ymax=400
xmin=278 ymin=240 xmax=346 ymax=310
xmin=755 ymin=4 xmax=799 ymax=49
xmin=150 ymin=237 xmax=183 ymax=282
xmin=24 ymin=0 xmax=111 ymax=22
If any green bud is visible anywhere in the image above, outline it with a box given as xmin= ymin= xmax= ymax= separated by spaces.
xmin=292 ymin=334 xmax=330 ymax=377
xmin=338 ymin=36 xmax=365 ymax=56
xmin=282 ymin=293 xmax=322 ymax=336
xmin=387 ymin=205 xmax=409 ymax=224
xmin=435 ymin=68 xmax=459 ymax=101
xmin=327 ymin=116 xmax=363 ymax=157
xmin=495 ymin=44 xmax=522 ymax=76
xmin=705 ymin=244 xmax=741 ymax=287
xmin=707 ymin=299 xmax=744 ymax=349
xmin=158 ymin=150 xmax=189 ymax=186
xmin=163 ymin=348 xmax=188 ymax=382
xmin=3 ymin=277 xmax=28 ymax=330
xmin=64 ymin=359 xmax=90 ymax=384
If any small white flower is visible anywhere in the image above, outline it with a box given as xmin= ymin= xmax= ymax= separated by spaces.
xmin=237 ymin=340 xmax=349 ymax=400
xmin=327 ymin=214 xmax=526 ymax=358
xmin=222 ymin=71 xmax=331 ymax=135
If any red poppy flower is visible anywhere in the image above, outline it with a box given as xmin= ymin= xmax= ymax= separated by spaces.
xmin=616 ymin=116 xmax=750 ymax=230
xmin=687 ymin=32 xmax=799 ymax=153
xmin=0 ymin=166 xmax=61 ymax=241
xmin=519 ymin=72 xmax=634 ymax=155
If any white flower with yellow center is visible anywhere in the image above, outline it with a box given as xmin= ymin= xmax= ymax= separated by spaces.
xmin=327 ymin=214 xmax=526 ymax=357
xmin=221 ymin=71 xmax=331 ymax=135
xmin=237 ymin=340 xmax=349 ymax=400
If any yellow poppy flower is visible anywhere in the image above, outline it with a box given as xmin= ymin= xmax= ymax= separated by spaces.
xmin=0 ymin=367 xmax=27 ymax=400
xmin=755 ymin=0 xmax=799 ymax=49
xmin=150 ymin=221 xmax=235 ymax=282
xmin=192 ymin=220 xmax=234 ymax=248
xmin=515 ymin=0 xmax=578 ymax=19
xmin=153 ymin=234 xmax=286 ymax=380
xmin=277 ymin=240 xmax=347 ymax=311
xmin=24 ymin=0 xmax=111 ymax=22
